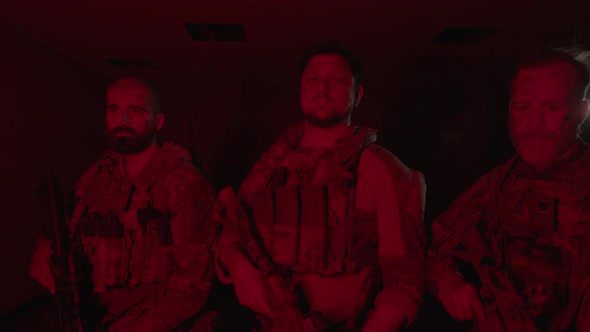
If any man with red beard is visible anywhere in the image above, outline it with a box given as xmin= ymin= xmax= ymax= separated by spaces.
xmin=28 ymin=77 xmax=218 ymax=331
xmin=214 ymin=41 xmax=426 ymax=331
xmin=427 ymin=49 xmax=590 ymax=331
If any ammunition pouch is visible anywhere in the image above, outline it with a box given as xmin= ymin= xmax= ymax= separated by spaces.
xmin=84 ymin=179 xmax=136 ymax=214
xmin=504 ymin=236 xmax=568 ymax=316
xmin=137 ymin=207 xmax=173 ymax=246
xmin=134 ymin=206 xmax=174 ymax=284
xmin=71 ymin=144 xmax=194 ymax=291
xmin=250 ymin=184 xmax=378 ymax=276
xmin=498 ymin=190 xmax=557 ymax=237
xmin=497 ymin=184 xmax=573 ymax=319
xmin=76 ymin=213 xmax=127 ymax=292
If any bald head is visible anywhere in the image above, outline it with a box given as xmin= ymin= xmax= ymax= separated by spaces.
xmin=108 ymin=76 xmax=161 ymax=114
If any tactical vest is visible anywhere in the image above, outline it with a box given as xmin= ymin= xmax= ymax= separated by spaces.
xmin=243 ymin=123 xmax=378 ymax=276
xmin=494 ymin=146 xmax=590 ymax=320
xmin=70 ymin=144 xmax=191 ymax=293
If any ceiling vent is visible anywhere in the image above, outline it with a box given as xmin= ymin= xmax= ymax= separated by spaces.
xmin=108 ymin=59 xmax=159 ymax=70
xmin=432 ymin=27 xmax=500 ymax=45
xmin=184 ymin=23 xmax=246 ymax=42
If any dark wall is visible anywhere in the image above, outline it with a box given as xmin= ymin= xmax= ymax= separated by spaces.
xmin=154 ymin=42 xmax=589 ymax=232
xmin=0 ymin=24 xmax=107 ymax=315
xmin=153 ymin=50 xmax=517 ymax=225
xmin=4 ymin=12 xmax=590 ymax=319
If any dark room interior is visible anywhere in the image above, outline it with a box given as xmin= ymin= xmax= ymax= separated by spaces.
xmin=1 ymin=0 xmax=590 ymax=331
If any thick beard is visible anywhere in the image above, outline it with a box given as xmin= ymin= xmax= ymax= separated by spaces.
xmin=304 ymin=108 xmax=352 ymax=128
xmin=107 ymin=127 xmax=156 ymax=154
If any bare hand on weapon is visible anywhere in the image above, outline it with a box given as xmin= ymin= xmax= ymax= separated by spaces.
xmin=29 ymin=239 xmax=56 ymax=294
xmin=233 ymin=257 xmax=273 ymax=317
xmin=439 ymin=278 xmax=486 ymax=322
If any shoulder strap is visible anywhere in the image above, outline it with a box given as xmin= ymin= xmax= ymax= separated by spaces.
xmin=136 ymin=143 xmax=192 ymax=191
xmin=489 ymin=155 xmax=519 ymax=263
xmin=335 ymin=126 xmax=377 ymax=170
xmin=490 ymin=155 xmax=519 ymax=197
xmin=76 ymin=151 xmax=120 ymax=194
xmin=239 ymin=122 xmax=303 ymax=200
xmin=338 ymin=126 xmax=378 ymax=215
xmin=69 ymin=152 xmax=121 ymax=233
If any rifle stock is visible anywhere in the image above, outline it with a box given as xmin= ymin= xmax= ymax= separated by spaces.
xmin=439 ymin=221 xmax=538 ymax=332
xmin=40 ymin=176 xmax=96 ymax=332
xmin=215 ymin=186 xmax=328 ymax=332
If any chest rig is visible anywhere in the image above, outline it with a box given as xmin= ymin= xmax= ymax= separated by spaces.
xmin=70 ymin=144 xmax=191 ymax=293
xmin=245 ymin=124 xmax=378 ymax=276
xmin=494 ymin=147 xmax=590 ymax=319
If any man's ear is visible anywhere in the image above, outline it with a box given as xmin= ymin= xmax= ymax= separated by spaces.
xmin=156 ymin=113 xmax=165 ymax=131
xmin=354 ymin=85 xmax=364 ymax=107
xmin=580 ymin=99 xmax=589 ymax=124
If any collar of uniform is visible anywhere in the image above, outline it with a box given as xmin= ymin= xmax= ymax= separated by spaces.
xmin=105 ymin=144 xmax=176 ymax=180
xmin=514 ymin=139 xmax=585 ymax=180
xmin=295 ymin=125 xmax=360 ymax=153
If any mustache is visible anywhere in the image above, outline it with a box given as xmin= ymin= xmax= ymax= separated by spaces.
xmin=515 ymin=129 xmax=559 ymax=141
xmin=312 ymin=95 xmax=335 ymax=102
xmin=111 ymin=127 xmax=137 ymax=135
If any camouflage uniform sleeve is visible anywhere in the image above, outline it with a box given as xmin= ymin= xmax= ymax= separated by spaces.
xmin=135 ymin=165 xmax=218 ymax=331
xmin=426 ymin=171 xmax=496 ymax=300
xmin=214 ymin=176 xmax=260 ymax=284
xmin=167 ymin=165 xmax=218 ymax=294
xmin=361 ymin=146 xmax=427 ymax=326
xmin=213 ymin=158 xmax=268 ymax=284
xmin=213 ymin=223 xmax=243 ymax=284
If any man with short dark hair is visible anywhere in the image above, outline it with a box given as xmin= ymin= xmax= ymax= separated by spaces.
xmin=29 ymin=77 xmax=219 ymax=331
xmin=215 ymin=41 xmax=426 ymax=331
xmin=427 ymin=49 xmax=590 ymax=331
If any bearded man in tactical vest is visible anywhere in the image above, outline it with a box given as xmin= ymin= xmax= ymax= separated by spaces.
xmin=214 ymin=41 xmax=427 ymax=331
xmin=427 ymin=49 xmax=590 ymax=331
xmin=29 ymin=77 xmax=219 ymax=331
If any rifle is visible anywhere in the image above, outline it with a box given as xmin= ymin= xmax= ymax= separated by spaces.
xmin=438 ymin=220 xmax=538 ymax=332
xmin=39 ymin=176 xmax=96 ymax=331
xmin=214 ymin=186 xmax=328 ymax=332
